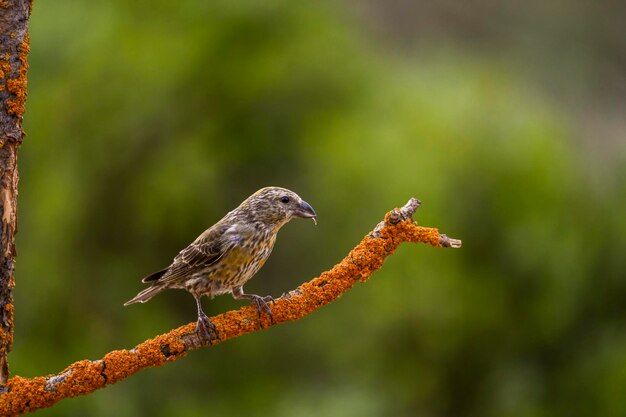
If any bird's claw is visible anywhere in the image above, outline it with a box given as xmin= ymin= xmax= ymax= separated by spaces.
xmin=250 ymin=295 xmax=275 ymax=321
xmin=196 ymin=314 xmax=218 ymax=341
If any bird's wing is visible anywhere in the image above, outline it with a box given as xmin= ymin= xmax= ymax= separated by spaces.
xmin=153 ymin=222 xmax=245 ymax=284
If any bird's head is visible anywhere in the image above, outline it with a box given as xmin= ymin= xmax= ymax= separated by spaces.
xmin=239 ymin=186 xmax=317 ymax=229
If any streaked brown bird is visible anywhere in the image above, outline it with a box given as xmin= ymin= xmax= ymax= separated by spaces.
xmin=125 ymin=186 xmax=317 ymax=338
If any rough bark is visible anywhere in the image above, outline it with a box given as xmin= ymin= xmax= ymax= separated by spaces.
xmin=0 ymin=198 xmax=460 ymax=416
xmin=0 ymin=0 xmax=32 ymax=389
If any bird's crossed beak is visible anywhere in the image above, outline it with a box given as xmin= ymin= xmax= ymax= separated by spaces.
xmin=296 ymin=200 xmax=317 ymax=225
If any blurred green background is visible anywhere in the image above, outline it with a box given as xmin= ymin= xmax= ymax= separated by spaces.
xmin=13 ymin=0 xmax=626 ymax=416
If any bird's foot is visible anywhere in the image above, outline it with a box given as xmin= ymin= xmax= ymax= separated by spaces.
xmin=249 ymin=294 xmax=275 ymax=321
xmin=196 ymin=313 xmax=218 ymax=341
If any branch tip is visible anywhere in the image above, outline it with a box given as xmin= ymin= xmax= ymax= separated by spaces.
xmin=439 ymin=234 xmax=462 ymax=248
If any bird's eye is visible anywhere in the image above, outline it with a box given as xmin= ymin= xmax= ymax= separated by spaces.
xmin=280 ymin=196 xmax=290 ymax=204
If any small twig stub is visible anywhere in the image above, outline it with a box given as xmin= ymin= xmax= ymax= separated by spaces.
xmin=371 ymin=197 xmax=422 ymax=238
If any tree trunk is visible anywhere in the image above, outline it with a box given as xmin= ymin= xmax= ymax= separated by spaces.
xmin=0 ymin=0 xmax=32 ymax=388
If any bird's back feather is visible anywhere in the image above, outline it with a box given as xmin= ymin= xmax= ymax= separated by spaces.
xmin=150 ymin=223 xmax=236 ymax=285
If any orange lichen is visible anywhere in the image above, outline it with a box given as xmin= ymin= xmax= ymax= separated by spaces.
xmin=5 ymin=35 xmax=30 ymax=117
xmin=0 ymin=203 xmax=459 ymax=416
xmin=0 ymin=57 xmax=10 ymax=80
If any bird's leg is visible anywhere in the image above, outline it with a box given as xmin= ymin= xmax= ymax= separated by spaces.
xmin=231 ymin=286 xmax=274 ymax=321
xmin=194 ymin=295 xmax=218 ymax=340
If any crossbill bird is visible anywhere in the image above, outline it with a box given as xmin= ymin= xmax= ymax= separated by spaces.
xmin=125 ymin=186 xmax=317 ymax=339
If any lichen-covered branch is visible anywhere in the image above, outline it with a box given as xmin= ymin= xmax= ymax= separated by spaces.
xmin=0 ymin=0 xmax=33 ymax=389
xmin=0 ymin=198 xmax=461 ymax=415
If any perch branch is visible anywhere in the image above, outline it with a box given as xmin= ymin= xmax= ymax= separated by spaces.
xmin=0 ymin=198 xmax=461 ymax=415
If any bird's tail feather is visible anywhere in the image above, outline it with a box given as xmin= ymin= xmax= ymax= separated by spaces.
xmin=124 ymin=285 xmax=167 ymax=306
xmin=142 ymin=268 xmax=168 ymax=283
